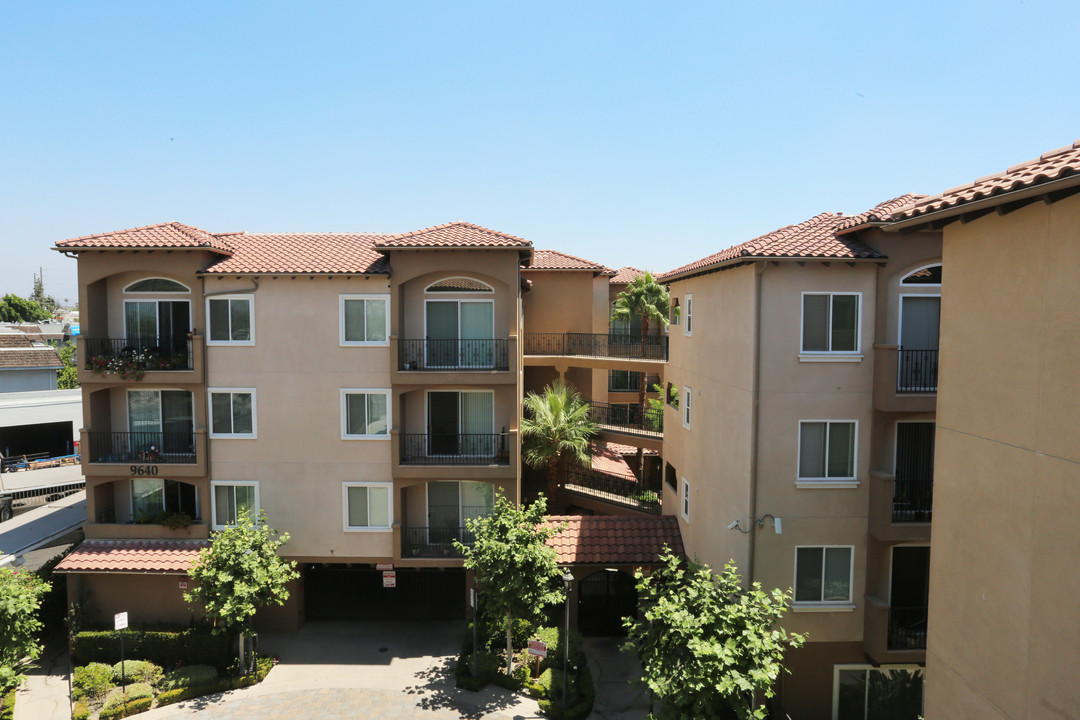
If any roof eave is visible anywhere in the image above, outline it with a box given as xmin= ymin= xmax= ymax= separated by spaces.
xmin=662 ymin=255 xmax=884 ymax=283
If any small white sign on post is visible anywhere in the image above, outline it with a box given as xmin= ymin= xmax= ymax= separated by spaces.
xmin=382 ymin=571 xmax=396 ymax=588
xmin=376 ymin=563 xmax=394 ymax=571
xmin=114 ymin=612 xmax=128 ymax=631
xmin=527 ymin=640 xmax=547 ymax=658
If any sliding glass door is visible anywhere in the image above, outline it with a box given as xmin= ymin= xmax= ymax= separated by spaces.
xmin=427 ymin=391 xmax=494 ymax=456
xmin=127 ymin=390 xmax=194 ymax=457
xmin=425 ymin=301 xmax=494 ymax=368
xmin=124 ymin=300 xmax=190 ymax=355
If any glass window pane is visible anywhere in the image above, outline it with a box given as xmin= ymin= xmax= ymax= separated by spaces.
xmin=461 ymin=481 xmax=493 ymax=521
xmin=235 ymin=485 xmax=255 ymax=522
xmin=346 ymin=394 xmax=367 ymax=435
xmin=133 ymin=478 xmax=164 ymax=522
xmin=214 ymin=485 xmax=235 ymax=526
xmin=128 ymin=391 xmax=161 ymax=434
xmin=344 ymin=300 xmax=365 ymax=342
xmin=799 ymin=422 xmax=826 ymax=478
xmin=836 ymin=669 xmax=867 ymax=720
xmin=347 ymin=487 xmax=369 ymax=527
xmin=823 ymin=547 xmax=851 ymax=602
xmin=368 ymin=487 xmax=389 ymax=527
xmin=365 ymin=299 xmax=387 ymax=342
xmin=831 ymin=295 xmax=858 ymax=352
xmin=211 ymin=393 xmax=233 ymax=434
xmin=802 ymin=295 xmax=829 ymax=351
xmin=827 ymin=422 xmax=855 ymax=478
xmin=125 ymin=302 xmax=157 ymax=341
xmin=232 ymin=393 xmax=253 ymax=434
xmin=230 ymin=299 xmax=251 ymax=341
xmin=795 ymin=547 xmax=823 ymax=602
xmin=365 ymin=394 xmax=387 ymax=435
xmin=209 ymin=299 xmax=230 ymax=341
xmin=866 ymin=668 xmax=924 ymax=719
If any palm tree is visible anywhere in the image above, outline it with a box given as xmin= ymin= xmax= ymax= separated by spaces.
xmin=521 ymin=380 xmax=598 ymax=505
xmin=610 ymin=271 xmax=670 ymax=420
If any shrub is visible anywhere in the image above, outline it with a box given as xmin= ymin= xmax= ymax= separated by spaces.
xmin=153 ymin=657 xmax=274 ymax=707
xmin=538 ymin=663 xmax=595 ymax=720
xmin=98 ymin=695 xmax=152 ymax=719
xmin=0 ymin=688 xmax=13 ymax=720
xmin=71 ymin=700 xmax=89 ymax=720
xmin=73 ymin=629 xmax=231 ymax=670
xmin=111 ymin=660 xmax=163 ymax=686
xmin=162 ymin=664 xmax=218 ymax=690
xmin=73 ymin=662 xmax=113 ymax=700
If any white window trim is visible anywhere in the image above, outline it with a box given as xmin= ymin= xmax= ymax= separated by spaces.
xmin=899 ymin=262 xmax=942 ymax=287
xmin=681 ymin=477 xmax=690 ymax=521
xmin=206 ymin=294 xmax=256 ymax=346
xmin=123 ymin=277 xmax=192 ymax=294
xmin=799 ymin=291 xmax=862 ymax=357
xmin=682 ymin=386 xmax=692 ymax=430
xmin=684 ymin=293 xmax=693 ymax=336
xmin=207 ymin=388 xmax=258 ymax=439
xmin=793 ymin=545 xmax=855 ymax=609
xmin=797 ymin=419 xmax=858 ymax=484
xmin=209 ymin=481 xmax=260 ymax=530
xmin=342 ymin=481 xmax=393 ymax=532
xmin=340 ymin=388 xmax=392 ymax=440
xmin=339 ymin=294 xmax=390 ymax=347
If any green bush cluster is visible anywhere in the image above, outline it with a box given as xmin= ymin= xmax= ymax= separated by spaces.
xmin=72 ymin=629 xmax=231 ymax=670
xmin=98 ymin=695 xmax=152 ymax=719
xmin=156 ymin=657 xmax=273 ymax=707
xmin=111 ymin=661 xmax=163 ymax=686
xmin=537 ymin=664 xmax=595 ymax=720
xmin=0 ymin=688 xmax=13 ymax=720
xmin=71 ymin=700 xmax=90 ymax=720
xmin=161 ymin=664 xmax=218 ymax=690
xmin=73 ymin=662 xmax=113 ymax=700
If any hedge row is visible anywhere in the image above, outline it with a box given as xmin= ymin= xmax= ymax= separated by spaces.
xmin=157 ymin=658 xmax=274 ymax=707
xmin=98 ymin=696 xmax=152 ymax=719
xmin=72 ymin=629 xmax=232 ymax=670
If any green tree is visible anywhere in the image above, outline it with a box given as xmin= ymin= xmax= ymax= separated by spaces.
xmin=455 ymin=492 xmax=566 ymax=677
xmin=521 ymin=380 xmax=598 ymax=504
xmin=0 ymin=294 xmax=50 ymax=323
xmin=623 ymin=549 xmax=804 ymax=720
xmin=0 ymin=568 xmax=49 ymax=694
xmin=30 ymin=273 xmax=58 ymax=315
xmin=184 ymin=511 xmax=299 ymax=671
xmin=56 ymin=341 xmax=79 ymax=389
xmin=645 ymin=382 xmax=677 ymax=432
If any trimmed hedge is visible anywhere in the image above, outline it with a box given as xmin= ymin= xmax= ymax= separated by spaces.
xmin=111 ymin=661 xmax=163 ymax=687
xmin=156 ymin=657 xmax=274 ymax=707
xmin=72 ymin=629 xmax=231 ymax=670
xmin=538 ymin=663 xmax=595 ymax=720
xmin=98 ymin=696 xmax=152 ymax=719
xmin=0 ymin=688 xmax=13 ymax=720
xmin=162 ymin=664 xmax=218 ymax=690
xmin=73 ymin=662 xmax=113 ymax=700
xmin=72 ymin=700 xmax=90 ymax=720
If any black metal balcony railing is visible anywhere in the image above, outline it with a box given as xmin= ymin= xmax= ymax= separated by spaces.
xmin=887 ymin=606 xmax=928 ymax=650
xmin=402 ymin=526 xmax=475 ymax=558
xmin=897 ymin=349 xmax=938 ymax=393
xmin=84 ymin=337 xmax=194 ymax=372
xmin=523 ymin=332 xmax=668 ymax=361
xmin=563 ymin=469 xmax=661 ymax=514
xmin=398 ymin=433 xmax=511 ymax=466
xmin=398 ymin=339 xmax=510 ymax=371
xmin=589 ymin=401 xmax=663 ymax=437
xmin=87 ymin=432 xmax=196 ymax=464
xmin=892 ymin=478 xmax=933 ymax=523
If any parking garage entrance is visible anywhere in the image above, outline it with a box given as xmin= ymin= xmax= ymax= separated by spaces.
xmin=303 ymin=565 xmax=466 ymax=622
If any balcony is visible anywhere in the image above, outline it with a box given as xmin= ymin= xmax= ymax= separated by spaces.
xmin=589 ymin=401 xmax=663 ymax=438
xmin=872 ymin=345 xmax=935 ymax=413
xmin=562 ymin=469 xmax=661 ymax=515
xmin=897 ymin=349 xmax=938 ymax=393
xmin=81 ymin=429 xmax=207 ymax=478
xmin=893 ymin=478 xmax=933 ymax=523
xmin=401 ymin=526 xmax=474 ymax=559
xmin=397 ymin=338 xmax=510 ymax=372
xmin=524 ymin=332 xmax=668 ymax=362
xmin=888 ymin=606 xmax=928 ymax=650
xmin=78 ymin=335 xmax=204 ymax=384
xmin=398 ymin=433 xmax=511 ymax=466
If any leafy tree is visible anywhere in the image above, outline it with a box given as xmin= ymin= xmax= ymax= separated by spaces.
xmin=56 ymin=341 xmax=79 ymax=389
xmin=0 ymin=294 xmax=50 ymax=323
xmin=455 ymin=492 xmax=566 ymax=676
xmin=30 ymin=273 xmax=58 ymax=315
xmin=645 ymin=382 xmax=677 ymax=432
xmin=0 ymin=568 xmax=49 ymax=693
xmin=623 ymin=549 xmax=804 ymax=720
xmin=521 ymin=380 xmax=598 ymax=504
xmin=184 ymin=511 xmax=299 ymax=671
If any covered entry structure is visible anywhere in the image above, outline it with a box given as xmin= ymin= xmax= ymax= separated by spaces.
xmin=304 ymin=565 xmax=467 ymax=622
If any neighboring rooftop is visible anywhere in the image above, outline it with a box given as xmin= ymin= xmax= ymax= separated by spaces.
xmin=610 ymin=266 xmax=646 ymax=284
xmin=202 ymin=232 xmax=391 ymax=275
xmin=0 ymin=333 xmax=62 ymax=370
xmin=544 ymin=514 xmax=684 ymax=565
xmin=376 ymin=221 xmax=533 ymax=250
xmin=55 ymin=222 xmax=234 ymax=253
xmin=526 ymin=249 xmax=614 ymax=273
xmin=55 ymin=539 xmax=208 ymax=574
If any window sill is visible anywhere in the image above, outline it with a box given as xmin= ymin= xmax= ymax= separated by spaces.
xmin=791 ymin=603 xmax=856 ymax=613
xmin=207 ymin=341 xmax=256 ymax=347
xmin=340 ymin=341 xmax=390 ymax=348
xmin=795 ymin=480 xmax=860 ymax=489
xmin=209 ymin=434 xmax=258 ymax=440
xmin=341 ymin=435 xmax=391 ymax=441
xmin=798 ymin=354 xmax=862 ymax=363
xmin=343 ymin=527 xmax=393 ymax=533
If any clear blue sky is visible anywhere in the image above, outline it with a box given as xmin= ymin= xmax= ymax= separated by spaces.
xmin=2 ymin=1 xmax=1078 ymax=305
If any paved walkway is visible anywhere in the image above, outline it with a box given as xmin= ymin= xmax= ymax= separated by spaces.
xmin=583 ymin=637 xmax=650 ymax=720
xmin=14 ymin=635 xmax=71 ymax=720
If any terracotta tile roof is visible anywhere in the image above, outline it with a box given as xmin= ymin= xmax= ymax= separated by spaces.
xmin=526 ymin=249 xmax=614 ymax=273
xmin=599 ymin=440 xmax=658 ymax=457
xmin=895 ymin=140 xmax=1080 ymax=221
xmin=0 ymin=347 xmax=62 ymax=369
xmin=55 ymin=539 xmax=209 ymax=574
xmin=376 ymin=221 xmax=532 ymax=249
xmin=610 ymin=266 xmax=645 ymax=284
xmin=659 ymin=207 xmax=887 ymax=282
xmin=202 ymin=232 xmax=391 ymax=275
xmin=836 ymin=193 xmax=925 ymax=232
xmin=544 ymin=514 xmax=684 ymax=565
xmin=589 ymin=443 xmax=634 ymax=476
xmin=56 ymin=222 xmax=233 ymax=253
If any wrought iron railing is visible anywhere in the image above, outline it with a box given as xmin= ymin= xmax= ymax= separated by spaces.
xmin=897 ymin=349 xmax=938 ymax=393
xmin=402 ymin=526 xmax=474 ymax=558
xmin=589 ymin=401 xmax=663 ymax=436
xmin=562 ymin=469 xmax=661 ymax=514
xmin=86 ymin=432 xmax=197 ymax=464
xmin=892 ymin=478 xmax=933 ymax=523
xmin=397 ymin=338 xmax=510 ymax=371
xmin=887 ymin=606 xmax=928 ymax=650
xmin=398 ymin=433 xmax=511 ymax=465
xmin=523 ymin=332 xmax=668 ymax=361
xmin=84 ymin=337 xmax=194 ymax=372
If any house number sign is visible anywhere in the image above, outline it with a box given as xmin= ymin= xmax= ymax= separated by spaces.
xmin=130 ymin=466 xmax=160 ymax=476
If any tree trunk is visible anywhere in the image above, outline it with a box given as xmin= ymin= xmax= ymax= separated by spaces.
xmin=238 ymin=632 xmax=246 ymax=675
xmin=637 ymin=317 xmax=650 ymax=477
xmin=506 ymin=611 xmax=514 ymax=676
xmin=546 ymin=458 xmax=560 ymax=507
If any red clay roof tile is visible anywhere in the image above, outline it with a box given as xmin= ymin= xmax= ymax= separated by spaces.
xmin=202 ymin=233 xmax=390 ymax=275
xmin=56 ymin=222 xmax=234 ymax=253
xmin=835 ymin=193 xmax=925 ymax=232
xmin=544 ymin=514 xmax=684 ymax=566
xmin=526 ymin=249 xmax=614 ymax=273
xmin=377 ymin=221 xmax=532 ymax=249
xmin=55 ymin=539 xmax=208 ymax=574
xmin=610 ymin=266 xmax=645 ymax=284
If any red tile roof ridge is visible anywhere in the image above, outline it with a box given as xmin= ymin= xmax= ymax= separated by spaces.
xmin=56 ymin=221 xmax=234 ymax=253
xmin=836 ymin=193 xmax=926 ymax=232
xmin=527 ymin=248 xmax=614 ymax=272
xmin=610 ymin=266 xmax=646 ymax=284
xmin=377 ymin=221 xmax=532 ymax=249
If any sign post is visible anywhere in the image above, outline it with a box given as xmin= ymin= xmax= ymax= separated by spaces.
xmin=470 ymin=586 xmax=478 ymax=678
xmin=114 ymin=612 xmax=128 ymax=694
xmin=528 ymin=639 xmax=548 ymax=678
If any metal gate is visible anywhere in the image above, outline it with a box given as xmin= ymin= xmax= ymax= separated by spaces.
xmin=303 ymin=565 xmax=466 ymax=622
xmin=577 ymin=569 xmax=637 ymax=636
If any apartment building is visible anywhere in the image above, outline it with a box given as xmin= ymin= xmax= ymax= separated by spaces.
xmin=54 ymin=221 xmax=529 ymax=628
xmin=657 ymin=197 xmax=941 ymax=719
xmin=884 ymin=142 xmax=1080 ymax=720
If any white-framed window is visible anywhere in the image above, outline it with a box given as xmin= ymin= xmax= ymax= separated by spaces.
xmin=798 ymin=420 xmax=857 ymax=482
xmin=795 ymin=546 xmax=854 ymax=605
xmin=207 ymin=295 xmax=254 ymax=345
xmin=833 ymin=664 xmax=924 ymax=720
xmin=684 ymin=293 xmax=693 ymax=335
xmin=801 ymin=292 xmax=860 ymax=354
xmin=342 ymin=482 xmax=392 ymax=531
xmin=682 ymin=386 xmax=692 ymax=429
xmin=340 ymin=294 xmax=389 ymax=346
xmin=900 ymin=263 xmax=941 ymax=286
xmin=210 ymin=481 xmax=259 ymax=530
xmin=123 ymin=277 xmax=191 ymax=294
xmin=681 ymin=477 xmax=690 ymax=521
xmin=208 ymin=388 xmax=257 ymax=439
xmin=670 ymin=299 xmax=680 ymax=326
xmin=341 ymin=389 xmax=391 ymax=439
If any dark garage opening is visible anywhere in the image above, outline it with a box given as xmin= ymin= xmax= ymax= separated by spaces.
xmin=304 ymin=565 xmax=466 ymax=622
xmin=578 ymin=569 xmax=637 ymax=636
xmin=0 ymin=421 xmax=75 ymax=461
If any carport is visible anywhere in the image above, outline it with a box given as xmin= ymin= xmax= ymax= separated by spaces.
xmin=304 ymin=564 xmax=467 ymax=622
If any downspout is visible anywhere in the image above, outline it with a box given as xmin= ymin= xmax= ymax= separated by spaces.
xmin=746 ymin=261 xmax=765 ymax=584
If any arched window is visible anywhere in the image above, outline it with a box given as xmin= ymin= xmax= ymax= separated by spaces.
xmin=900 ymin=264 xmax=941 ymax=286
xmin=424 ymin=277 xmax=493 ymax=293
xmin=124 ymin=278 xmax=190 ymax=293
